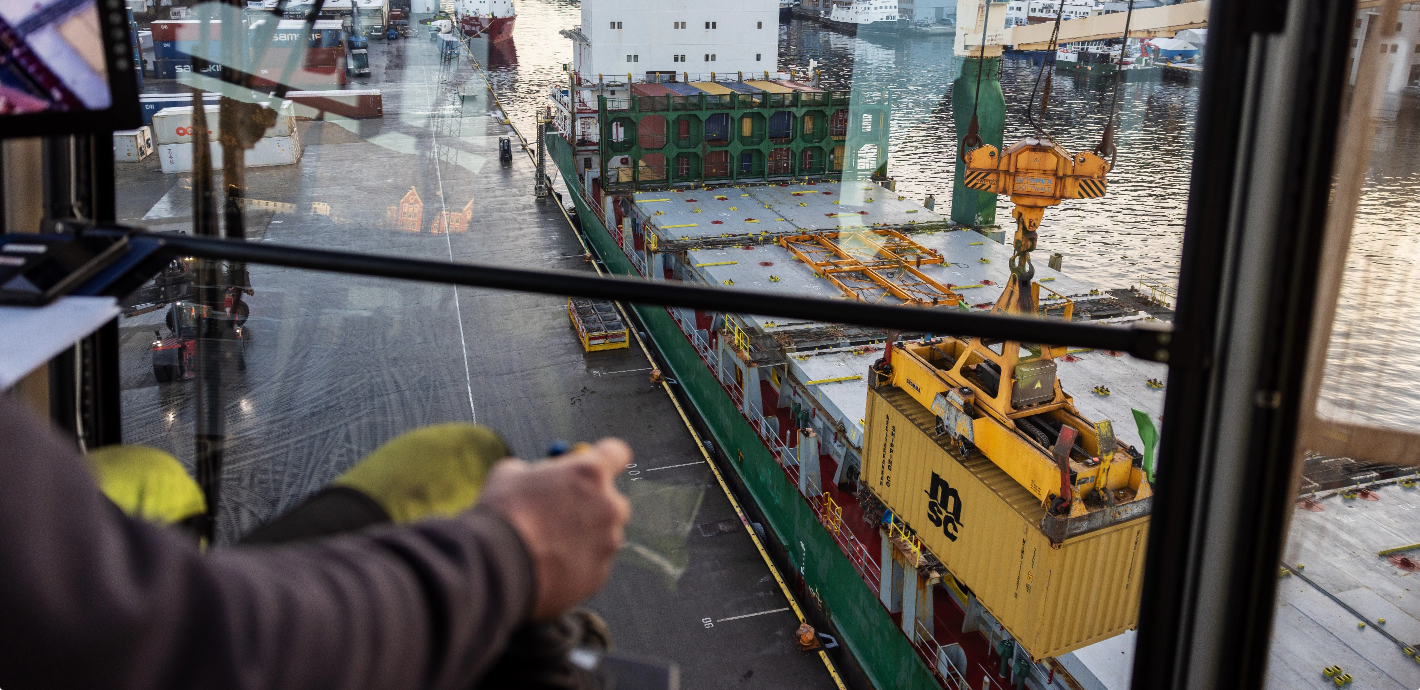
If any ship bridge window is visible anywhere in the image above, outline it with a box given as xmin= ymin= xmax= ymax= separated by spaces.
xmin=611 ymin=21 xmax=621 ymax=29
xmin=758 ymin=21 xmax=763 ymax=28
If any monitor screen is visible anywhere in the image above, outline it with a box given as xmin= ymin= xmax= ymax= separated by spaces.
xmin=0 ymin=0 xmax=141 ymax=137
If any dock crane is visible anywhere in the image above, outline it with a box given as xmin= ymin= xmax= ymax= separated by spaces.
xmin=883 ymin=0 xmax=1139 ymax=517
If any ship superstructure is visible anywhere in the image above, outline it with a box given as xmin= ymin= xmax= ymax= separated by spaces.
xmin=547 ymin=3 xmax=1167 ymax=689
xmin=565 ymin=0 xmax=777 ymax=81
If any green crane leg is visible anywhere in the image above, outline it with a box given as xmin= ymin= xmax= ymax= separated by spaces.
xmin=951 ymin=56 xmax=1006 ymax=227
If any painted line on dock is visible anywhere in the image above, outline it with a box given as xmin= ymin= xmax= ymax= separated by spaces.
xmin=645 ymin=461 xmax=703 ymax=472
xmin=590 ymin=367 xmax=652 ymax=377
xmin=716 ymin=607 xmax=790 ymax=623
xmin=429 ymin=86 xmax=477 ymax=424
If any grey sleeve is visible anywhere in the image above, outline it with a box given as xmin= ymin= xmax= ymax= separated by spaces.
xmin=0 ymin=396 xmax=536 ymax=690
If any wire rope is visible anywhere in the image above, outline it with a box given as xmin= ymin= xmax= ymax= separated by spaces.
xmin=958 ymin=0 xmax=994 ymax=160
xmin=1095 ymin=0 xmax=1136 ymax=166
xmin=1024 ymin=0 xmax=1068 ymax=138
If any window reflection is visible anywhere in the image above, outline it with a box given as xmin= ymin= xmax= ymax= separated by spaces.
xmin=110 ymin=0 xmax=1195 ymax=686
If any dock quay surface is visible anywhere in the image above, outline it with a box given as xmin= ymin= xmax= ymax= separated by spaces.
xmin=114 ymin=32 xmax=835 ymax=688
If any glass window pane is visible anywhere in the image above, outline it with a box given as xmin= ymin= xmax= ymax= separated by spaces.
xmin=1270 ymin=4 xmax=1420 ymax=689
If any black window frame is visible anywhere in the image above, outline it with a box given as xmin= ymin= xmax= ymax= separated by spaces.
xmin=9 ymin=0 xmax=1367 ymax=685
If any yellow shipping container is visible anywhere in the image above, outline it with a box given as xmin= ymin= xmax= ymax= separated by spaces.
xmin=863 ymin=386 xmax=1149 ymax=661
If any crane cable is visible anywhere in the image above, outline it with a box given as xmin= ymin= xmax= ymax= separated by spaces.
xmin=1094 ymin=0 xmax=1136 ymax=167
xmin=1023 ymin=0 xmax=1068 ymax=139
xmin=957 ymin=0 xmax=994 ymax=160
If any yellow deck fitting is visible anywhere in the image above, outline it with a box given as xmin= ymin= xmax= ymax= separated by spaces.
xmin=777 ymin=230 xmax=961 ymax=307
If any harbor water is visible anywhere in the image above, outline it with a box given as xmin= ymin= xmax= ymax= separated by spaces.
xmin=489 ymin=4 xmax=1420 ymax=432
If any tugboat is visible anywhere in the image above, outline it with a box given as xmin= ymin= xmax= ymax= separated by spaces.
xmin=455 ymin=0 xmax=514 ymax=42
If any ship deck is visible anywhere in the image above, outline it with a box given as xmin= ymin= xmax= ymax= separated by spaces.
xmin=680 ymin=234 xmax=1168 ymax=451
xmin=635 ymin=181 xmax=948 ymax=246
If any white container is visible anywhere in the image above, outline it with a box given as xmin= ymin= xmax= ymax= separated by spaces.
xmin=113 ymin=127 xmax=154 ymax=162
xmin=151 ymin=101 xmax=298 ymax=145
xmin=137 ymin=30 xmax=153 ymax=50
xmin=157 ymin=135 xmax=303 ymax=173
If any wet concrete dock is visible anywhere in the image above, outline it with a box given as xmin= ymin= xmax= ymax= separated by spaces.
xmin=114 ymin=30 xmax=833 ymax=689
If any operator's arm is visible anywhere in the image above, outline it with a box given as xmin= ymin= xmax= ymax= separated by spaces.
xmin=0 ymin=395 xmax=628 ymax=690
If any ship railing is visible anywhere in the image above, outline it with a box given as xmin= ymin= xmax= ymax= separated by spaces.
xmin=811 ymin=493 xmax=881 ymax=589
xmin=799 ymin=92 xmax=828 ymax=107
xmin=575 ymin=91 xmax=600 ymax=112
xmin=705 ymin=94 xmax=733 ymax=110
xmin=731 ymin=93 xmax=764 ymax=109
xmin=731 ymin=388 xmax=884 ymax=593
xmin=765 ymin=92 xmax=790 ymax=108
xmin=1136 ymin=274 xmax=1177 ymax=309
xmin=604 ymin=97 xmax=631 ymax=111
xmin=830 ymin=90 xmax=853 ymax=105
xmin=671 ymin=95 xmax=701 ymax=111
xmin=912 ymin=622 xmax=969 ymax=690
xmin=627 ymin=243 xmax=646 ymax=273
xmin=634 ymin=95 xmax=670 ymax=112
xmin=692 ymin=328 xmax=714 ymax=363
xmin=550 ymin=87 xmax=571 ymax=111
xmin=725 ymin=377 xmax=745 ymax=409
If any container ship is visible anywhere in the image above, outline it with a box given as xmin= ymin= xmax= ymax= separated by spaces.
xmin=454 ymin=0 xmax=514 ymax=42
xmin=546 ymin=1 xmax=1168 ymax=688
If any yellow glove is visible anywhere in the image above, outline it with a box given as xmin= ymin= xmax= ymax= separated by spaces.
xmin=85 ymin=445 xmax=206 ymax=525
xmin=334 ymin=423 xmax=511 ymax=524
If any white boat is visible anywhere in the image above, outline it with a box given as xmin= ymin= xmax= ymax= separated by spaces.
xmin=823 ymin=0 xmax=907 ymax=34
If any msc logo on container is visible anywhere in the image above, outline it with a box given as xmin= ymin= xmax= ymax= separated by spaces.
xmin=924 ymin=472 xmax=963 ymax=542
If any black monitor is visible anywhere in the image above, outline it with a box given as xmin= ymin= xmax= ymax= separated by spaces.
xmin=0 ymin=0 xmax=142 ymax=137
